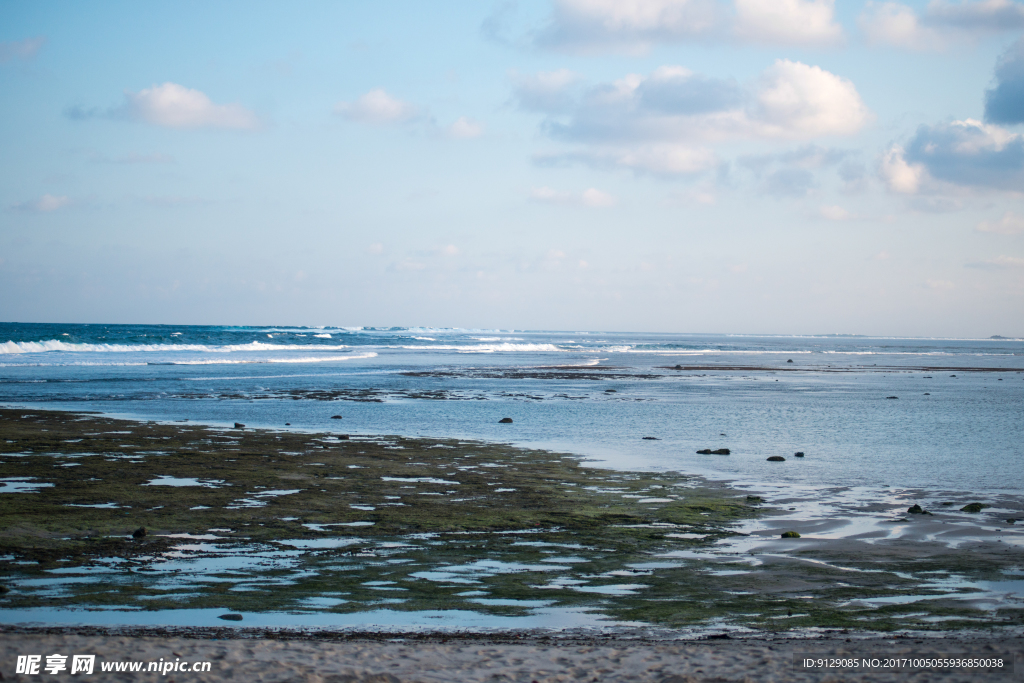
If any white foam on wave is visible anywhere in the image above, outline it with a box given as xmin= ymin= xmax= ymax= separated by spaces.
xmin=0 ymin=340 xmax=352 ymax=354
xmin=390 ymin=343 xmax=563 ymax=353
xmin=0 ymin=352 xmax=378 ymax=368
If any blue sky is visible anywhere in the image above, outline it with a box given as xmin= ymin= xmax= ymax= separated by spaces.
xmin=1 ymin=0 xmax=1022 ymax=336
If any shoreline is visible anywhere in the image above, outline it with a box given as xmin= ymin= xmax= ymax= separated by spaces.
xmin=1 ymin=406 xmax=1023 ymax=638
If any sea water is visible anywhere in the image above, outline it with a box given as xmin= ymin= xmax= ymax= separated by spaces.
xmin=1 ymin=323 xmax=1022 ymax=495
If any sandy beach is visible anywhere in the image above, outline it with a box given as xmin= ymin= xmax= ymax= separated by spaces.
xmin=2 ymin=629 xmax=1022 ymax=682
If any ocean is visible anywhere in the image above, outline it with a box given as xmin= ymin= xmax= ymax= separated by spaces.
xmin=2 ymin=322 xmax=1022 ymax=495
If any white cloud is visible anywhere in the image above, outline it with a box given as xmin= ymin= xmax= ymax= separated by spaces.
xmin=124 ymin=83 xmax=259 ymax=129
xmin=530 ymin=186 xmax=617 ymax=207
xmin=977 ymin=212 xmax=1024 ymax=234
xmin=926 ymin=278 xmax=955 ymax=289
xmin=734 ymin=0 xmax=844 ymax=46
xmin=11 ymin=194 xmax=70 ymax=212
xmin=900 ymin=119 xmax=1024 ymax=192
xmin=819 ymin=205 xmax=851 ymax=220
xmin=0 ymin=37 xmax=45 ymax=63
xmin=860 ymin=0 xmax=1024 ymax=50
xmin=539 ymin=0 xmax=720 ymax=53
xmin=335 ymin=88 xmax=419 ymax=124
xmin=860 ymin=2 xmax=944 ymax=49
xmin=447 ymin=117 xmax=484 ymax=138
xmin=752 ymin=60 xmax=870 ymax=138
xmin=582 ymin=188 xmax=617 ymax=206
xmin=510 ymin=69 xmax=583 ymax=112
xmin=966 ymin=254 xmax=1024 ymax=268
xmin=879 ymin=145 xmax=926 ymax=193
xmin=524 ymin=60 xmax=869 ymax=176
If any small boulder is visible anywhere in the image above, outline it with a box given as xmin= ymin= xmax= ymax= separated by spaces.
xmin=338 ymin=434 xmax=349 ymax=440
xmin=674 ymin=365 xmax=683 ymax=370
xmin=767 ymin=456 xmax=786 ymax=462
xmin=605 ymin=389 xmax=617 ymax=393
xmin=499 ymin=417 xmax=513 ymax=424
xmin=960 ymin=502 xmax=988 ymax=513
xmin=285 ymin=423 xmax=290 ymax=426
xmin=787 ymin=359 xmax=794 ymax=363
xmin=794 ymin=451 xmax=805 ymax=457
xmin=1006 ymin=519 xmax=1017 ymax=524
xmin=330 ymin=415 xmax=343 ymax=420
xmin=746 ymin=495 xmax=762 ymax=503
xmin=907 ymin=504 xmax=925 ymax=514
xmin=642 ymin=436 xmax=660 ymax=440
xmin=940 ymin=501 xmax=954 ymax=506
xmin=712 ymin=448 xmax=730 ymax=455
xmin=218 ymin=613 xmax=243 ymax=621
xmin=131 ymin=527 xmax=146 ymax=539
xmin=886 ymin=396 xmax=899 ymax=399
xmin=234 ymin=422 xmax=245 ymax=429
xmin=781 ymin=531 xmax=800 ymax=538
xmin=696 ymin=449 xmax=712 ymax=454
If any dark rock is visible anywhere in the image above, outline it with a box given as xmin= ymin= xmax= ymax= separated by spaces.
xmin=338 ymin=434 xmax=349 ymax=440
xmin=331 ymin=415 xmax=343 ymax=420
xmin=781 ymin=531 xmax=800 ymax=538
xmin=696 ymin=449 xmax=712 ymax=454
xmin=923 ymin=393 xmax=930 ymax=395
xmin=706 ymin=633 xmax=732 ymax=640
xmin=674 ymin=365 xmax=683 ymax=370
xmin=1006 ymin=519 xmax=1017 ymax=524
xmin=604 ymin=389 xmax=617 ymax=393
xmin=794 ymin=451 xmax=805 ymax=457
xmin=960 ymin=502 xmax=988 ymax=513
xmin=720 ymin=433 xmax=726 ymax=436
xmin=0 ymin=584 xmax=8 ymax=594
xmin=907 ymin=504 xmax=925 ymax=514
xmin=767 ymin=456 xmax=786 ymax=462
xmin=285 ymin=423 xmax=290 ymax=425
xmin=940 ymin=501 xmax=954 ymax=505
xmin=746 ymin=495 xmax=762 ymax=503
xmin=234 ymin=422 xmax=245 ymax=429
xmin=131 ymin=527 xmax=146 ymax=539
xmin=712 ymin=448 xmax=730 ymax=455
xmin=787 ymin=359 xmax=794 ymax=363
xmin=886 ymin=396 xmax=898 ymax=399
xmin=498 ymin=417 xmax=513 ymax=424
xmin=642 ymin=436 xmax=659 ymax=440
xmin=218 ymin=613 xmax=243 ymax=621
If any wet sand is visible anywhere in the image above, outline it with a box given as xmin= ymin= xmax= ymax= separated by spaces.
xmin=1 ymin=630 xmax=1021 ymax=682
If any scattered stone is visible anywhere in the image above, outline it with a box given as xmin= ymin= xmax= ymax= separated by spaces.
xmin=498 ymin=417 xmax=513 ymax=424
xmin=285 ymin=423 xmax=290 ymax=426
xmin=781 ymin=531 xmax=800 ymax=538
xmin=787 ymin=359 xmax=794 ymax=363
xmin=698 ymin=448 xmax=730 ymax=455
xmin=697 ymin=449 xmax=712 ymax=454
xmin=706 ymin=633 xmax=732 ymax=640
xmin=604 ymin=389 xmax=617 ymax=393
xmin=330 ymin=415 xmax=343 ymax=420
xmin=907 ymin=504 xmax=925 ymax=514
xmin=0 ymin=584 xmax=8 ymax=594
xmin=720 ymin=433 xmax=726 ymax=436
xmin=746 ymin=495 xmax=762 ymax=503
xmin=338 ymin=434 xmax=349 ymax=440
xmin=1007 ymin=519 xmax=1017 ymax=524
xmin=642 ymin=436 xmax=660 ymax=440
xmin=923 ymin=393 xmax=930 ymax=396
xmin=234 ymin=422 xmax=245 ymax=429
xmin=940 ymin=501 xmax=954 ymax=506
xmin=794 ymin=451 xmax=805 ymax=457
xmin=960 ymin=502 xmax=988 ymax=513
xmin=131 ymin=527 xmax=146 ymax=539
xmin=886 ymin=396 xmax=899 ymax=399
xmin=767 ymin=456 xmax=786 ymax=462
xmin=674 ymin=365 xmax=683 ymax=370
xmin=218 ymin=613 xmax=243 ymax=621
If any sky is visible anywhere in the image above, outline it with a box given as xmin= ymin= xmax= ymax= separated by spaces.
xmin=1 ymin=0 xmax=1023 ymax=336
